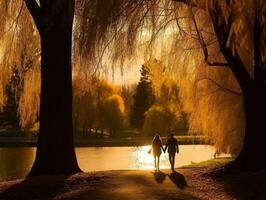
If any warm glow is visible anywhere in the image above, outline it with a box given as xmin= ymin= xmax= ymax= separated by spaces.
xmin=129 ymin=146 xmax=175 ymax=170
xmin=128 ymin=145 xmax=227 ymax=170
xmin=130 ymin=146 xmax=155 ymax=169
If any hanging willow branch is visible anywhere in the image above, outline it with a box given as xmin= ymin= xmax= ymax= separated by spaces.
xmin=189 ymin=7 xmax=228 ymax=67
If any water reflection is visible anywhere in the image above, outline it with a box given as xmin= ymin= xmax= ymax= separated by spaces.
xmin=130 ymin=146 xmax=168 ymax=169
xmin=129 ymin=145 xmax=218 ymax=170
xmin=0 ymin=148 xmax=36 ymax=181
xmin=0 ymin=145 xmax=221 ymax=181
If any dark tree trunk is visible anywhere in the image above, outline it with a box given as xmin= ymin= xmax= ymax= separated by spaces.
xmin=231 ymin=82 xmax=266 ymax=170
xmin=173 ymin=0 xmax=266 ymax=171
xmin=27 ymin=0 xmax=81 ymax=176
xmin=95 ymin=129 xmax=98 ymax=137
xmin=100 ymin=129 xmax=104 ymax=138
xmin=206 ymin=1 xmax=266 ymax=171
xmin=83 ymin=126 xmax=87 ymax=137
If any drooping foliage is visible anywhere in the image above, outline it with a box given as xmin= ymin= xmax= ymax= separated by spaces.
xmin=18 ymin=65 xmax=40 ymax=128
xmin=102 ymin=94 xmax=125 ymax=135
xmin=0 ymin=0 xmax=40 ymax=128
xmin=0 ymin=74 xmax=20 ymax=128
xmin=119 ymin=84 xmax=136 ymax=114
xmin=72 ymin=75 xmax=97 ymax=135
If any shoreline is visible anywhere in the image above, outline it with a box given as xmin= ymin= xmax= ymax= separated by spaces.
xmin=0 ymin=136 xmax=208 ymax=147
xmin=0 ymin=142 xmax=208 ymax=147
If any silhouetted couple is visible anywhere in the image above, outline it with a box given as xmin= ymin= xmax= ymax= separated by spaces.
xmin=151 ymin=133 xmax=179 ymax=171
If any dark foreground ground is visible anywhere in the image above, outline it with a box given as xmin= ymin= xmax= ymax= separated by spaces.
xmin=0 ymin=159 xmax=266 ymax=200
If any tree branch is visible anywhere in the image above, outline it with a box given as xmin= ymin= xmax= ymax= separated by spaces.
xmin=253 ymin=0 xmax=265 ymax=82
xmin=24 ymin=0 xmax=42 ymax=31
xmin=190 ymin=7 xmax=229 ymax=67
xmin=174 ymin=0 xmax=252 ymax=90
xmin=173 ymin=0 xmax=207 ymax=11
xmin=196 ymin=77 xmax=243 ymax=96
xmin=207 ymin=1 xmax=251 ymax=90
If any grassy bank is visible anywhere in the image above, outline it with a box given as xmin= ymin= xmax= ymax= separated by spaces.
xmin=182 ymin=157 xmax=233 ymax=168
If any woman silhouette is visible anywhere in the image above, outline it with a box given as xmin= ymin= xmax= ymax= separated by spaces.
xmin=151 ymin=134 xmax=164 ymax=171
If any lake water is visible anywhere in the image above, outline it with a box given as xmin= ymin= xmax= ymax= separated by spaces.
xmin=0 ymin=145 xmax=220 ymax=181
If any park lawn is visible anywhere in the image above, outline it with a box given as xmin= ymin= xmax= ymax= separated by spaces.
xmin=182 ymin=157 xmax=233 ymax=168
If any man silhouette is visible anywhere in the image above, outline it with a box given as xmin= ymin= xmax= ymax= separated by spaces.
xmin=164 ymin=133 xmax=179 ymax=171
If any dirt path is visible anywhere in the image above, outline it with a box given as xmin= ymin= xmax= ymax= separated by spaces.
xmin=0 ymin=167 xmax=265 ymax=200
xmin=56 ymin=170 xmax=197 ymax=200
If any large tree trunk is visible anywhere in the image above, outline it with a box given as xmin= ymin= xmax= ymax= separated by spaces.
xmin=173 ymin=0 xmax=266 ymax=171
xmin=230 ymin=82 xmax=266 ymax=170
xmin=205 ymin=1 xmax=266 ymax=171
xmin=27 ymin=1 xmax=81 ymax=176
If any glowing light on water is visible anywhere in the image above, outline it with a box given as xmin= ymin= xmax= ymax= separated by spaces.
xmin=128 ymin=145 xmax=229 ymax=170
xmin=129 ymin=146 xmax=171 ymax=170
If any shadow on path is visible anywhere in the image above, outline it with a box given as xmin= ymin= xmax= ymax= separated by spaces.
xmin=152 ymin=170 xmax=187 ymax=189
xmin=0 ymin=171 xmax=104 ymax=200
xmin=152 ymin=171 xmax=166 ymax=184
xmin=0 ymin=170 xmax=200 ymax=200
xmin=0 ymin=174 xmax=74 ymax=200
xmin=167 ymin=170 xmax=187 ymax=189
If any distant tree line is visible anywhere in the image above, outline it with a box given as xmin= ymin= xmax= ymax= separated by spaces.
xmin=0 ymin=60 xmax=188 ymax=138
xmin=73 ymin=77 xmax=125 ymax=137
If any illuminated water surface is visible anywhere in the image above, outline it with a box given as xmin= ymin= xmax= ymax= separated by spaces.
xmin=0 ymin=145 xmax=226 ymax=181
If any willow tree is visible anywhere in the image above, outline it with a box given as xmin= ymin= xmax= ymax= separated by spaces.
xmin=2 ymin=0 xmax=165 ymax=177
xmin=0 ymin=0 xmax=81 ymax=176
xmin=23 ymin=0 xmax=81 ymax=176
xmin=174 ymin=0 xmax=266 ymax=170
